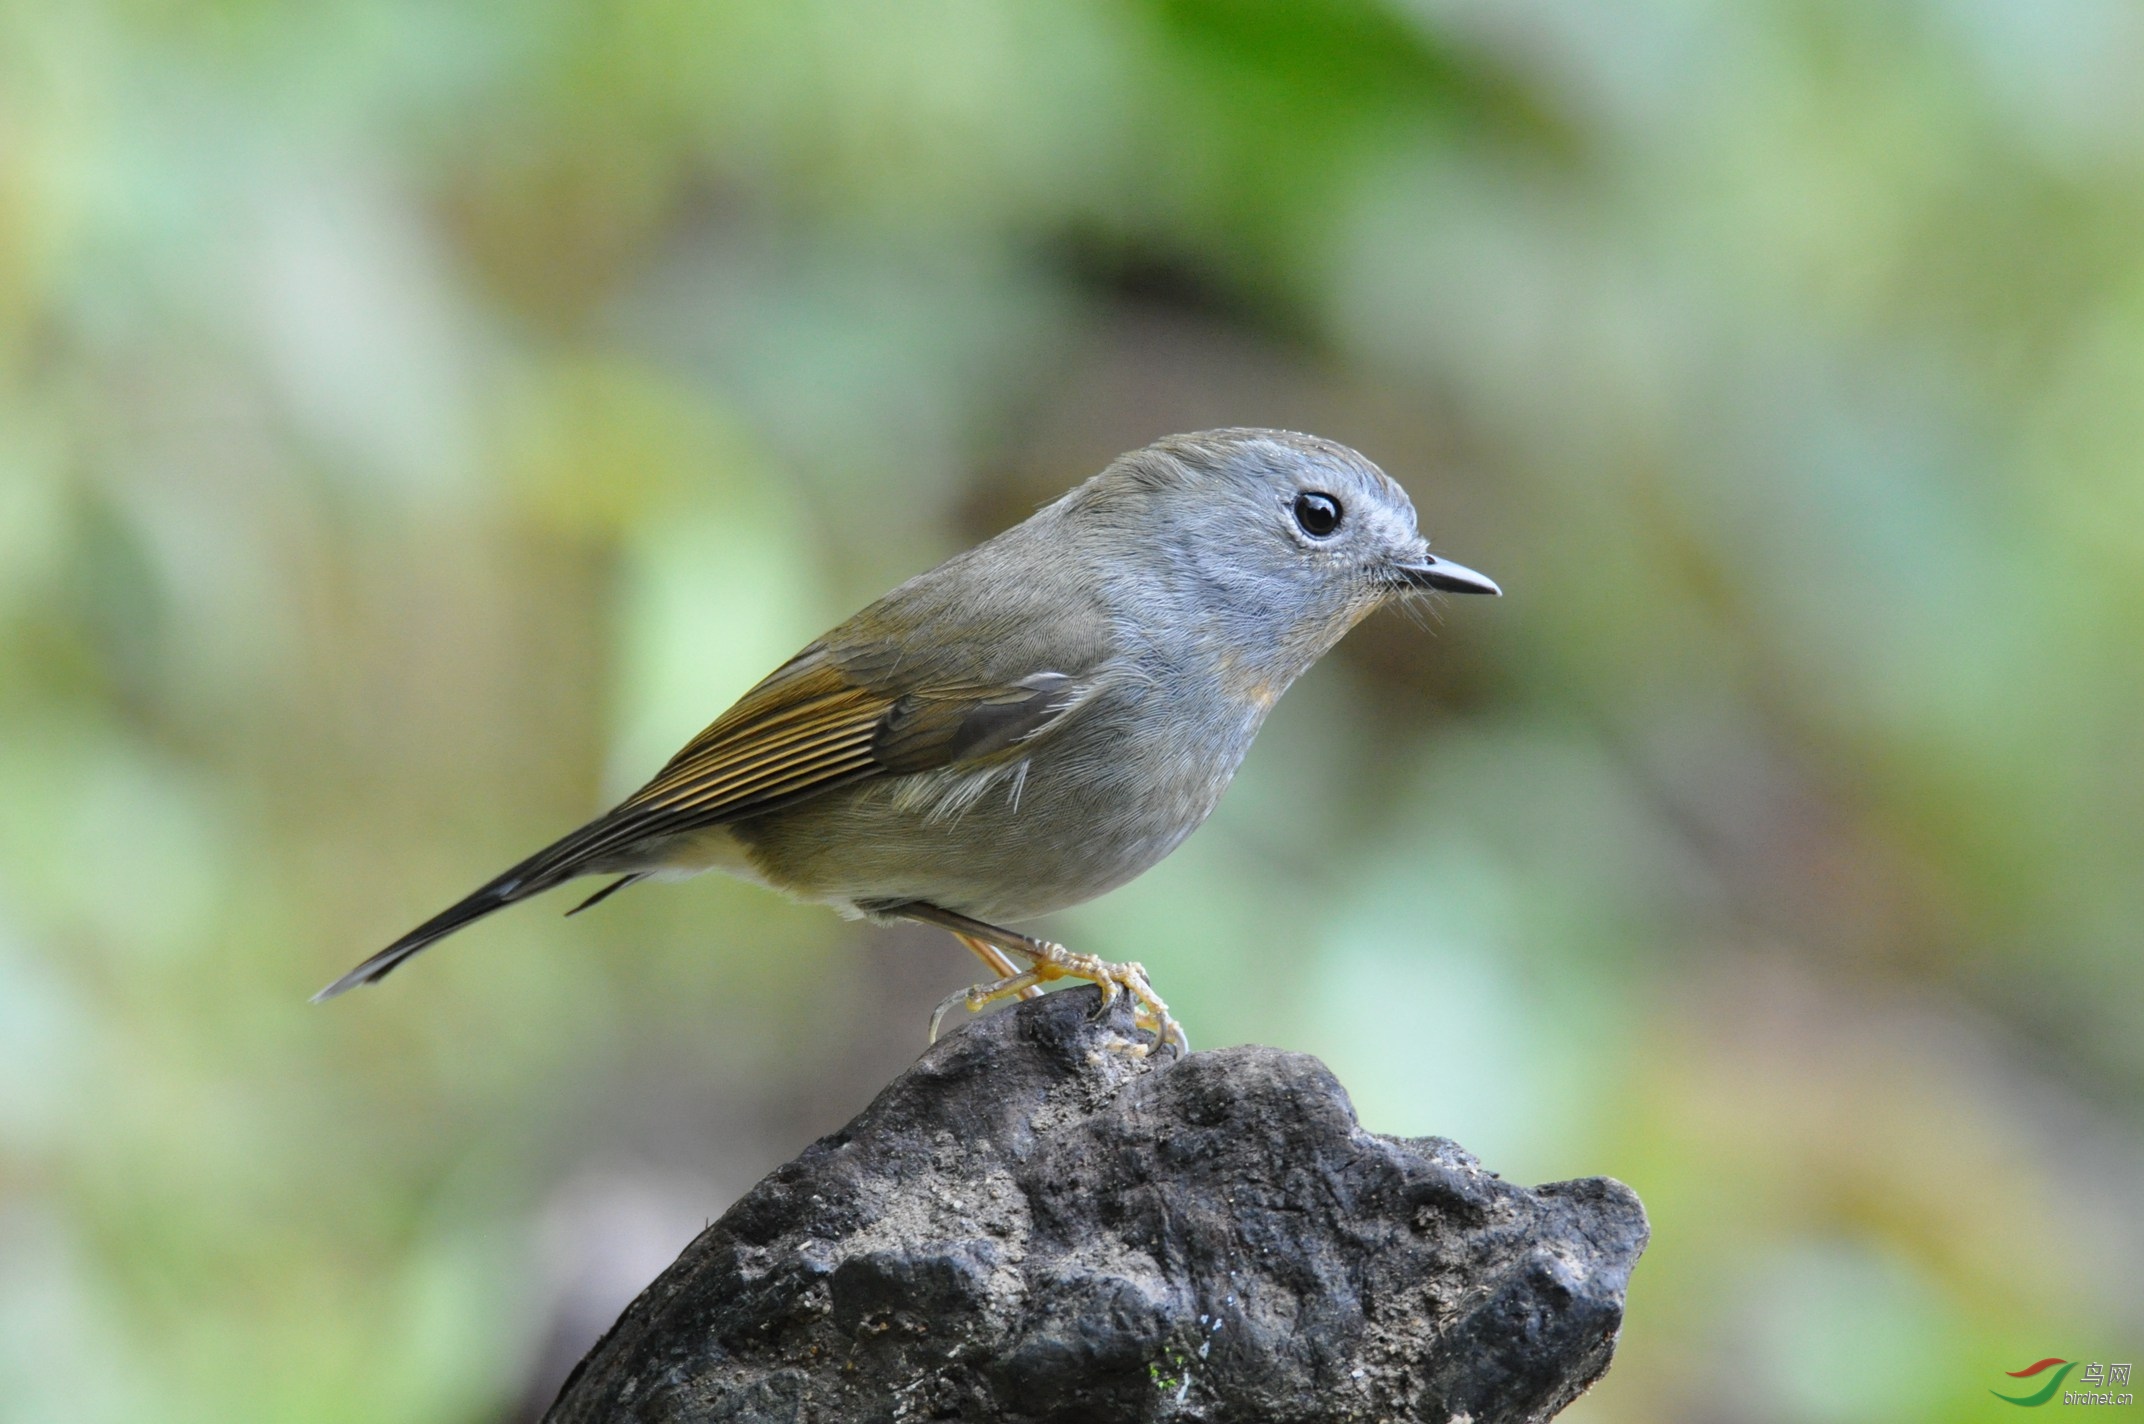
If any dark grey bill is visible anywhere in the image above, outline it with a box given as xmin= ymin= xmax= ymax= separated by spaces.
xmin=1394 ymin=554 xmax=1501 ymax=596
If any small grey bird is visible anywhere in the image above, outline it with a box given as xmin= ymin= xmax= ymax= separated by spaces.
xmin=315 ymin=429 xmax=1499 ymax=1051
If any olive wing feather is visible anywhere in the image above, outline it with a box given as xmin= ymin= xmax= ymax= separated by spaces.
xmin=563 ymin=646 xmax=1089 ymax=869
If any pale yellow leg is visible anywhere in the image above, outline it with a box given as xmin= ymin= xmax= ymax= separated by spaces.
xmin=954 ymin=931 xmax=1044 ymax=1001
xmin=929 ymin=968 xmax=1047 ymax=1043
xmin=998 ymin=938 xmax=1188 ymax=1056
xmin=896 ymin=901 xmax=1190 ymax=1057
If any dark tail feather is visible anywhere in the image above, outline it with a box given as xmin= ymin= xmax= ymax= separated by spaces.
xmin=313 ymin=807 xmax=661 ymax=1002
xmin=312 ymin=865 xmax=549 ymax=1001
xmin=566 ymin=874 xmax=645 ymax=916
xmin=312 ymin=824 xmax=629 ymax=1001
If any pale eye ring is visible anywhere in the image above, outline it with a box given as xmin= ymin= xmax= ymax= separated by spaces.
xmin=1292 ymin=491 xmax=1342 ymax=537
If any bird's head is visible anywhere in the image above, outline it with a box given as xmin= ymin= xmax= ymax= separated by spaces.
xmin=1089 ymin=429 xmax=1498 ymax=678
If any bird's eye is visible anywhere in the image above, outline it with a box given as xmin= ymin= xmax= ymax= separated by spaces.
xmin=1292 ymin=491 xmax=1342 ymax=538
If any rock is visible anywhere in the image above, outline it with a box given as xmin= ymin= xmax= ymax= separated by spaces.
xmin=546 ymin=987 xmax=1647 ymax=1423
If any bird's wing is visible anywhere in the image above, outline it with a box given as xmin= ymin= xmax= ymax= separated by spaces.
xmin=553 ymin=644 xmax=1090 ymax=872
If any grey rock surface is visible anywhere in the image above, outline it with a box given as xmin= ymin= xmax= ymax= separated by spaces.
xmin=546 ymin=988 xmax=1647 ymax=1424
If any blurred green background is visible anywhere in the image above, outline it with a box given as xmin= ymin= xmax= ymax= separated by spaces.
xmin=3 ymin=0 xmax=2141 ymax=1419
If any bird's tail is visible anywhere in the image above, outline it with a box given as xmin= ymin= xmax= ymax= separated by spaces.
xmin=312 ymin=866 xmax=543 ymax=1001
xmin=311 ymin=820 xmax=647 ymax=1002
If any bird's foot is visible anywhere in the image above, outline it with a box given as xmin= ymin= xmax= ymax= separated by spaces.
xmin=953 ymin=931 xmax=1046 ymax=1002
xmin=1041 ymin=947 xmax=1188 ymax=1058
xmin=897 ymin=902 xmax=1188 ymax=1057
xmin=928 ymin=969 xmax=1046 ymax=1043
xmin=931 ymin=936 xmax=1187 ymax=1058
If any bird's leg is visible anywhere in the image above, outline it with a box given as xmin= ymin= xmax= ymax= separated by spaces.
xmin=929 ymin=930 xmax=1045 ymax=1043
xmin=953 ymin=931 xmax=1045 ymax=1002
xmin=929 ymin=968 xmax=1046 ymax=1043
xmin=892 ymin=902 xmax=1189 ymax=1056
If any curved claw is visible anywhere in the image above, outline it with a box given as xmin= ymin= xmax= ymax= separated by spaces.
xmin=1134 ymin=1006 xmax=1191 ymax=1058
xmin=927 ymin=987 xmax=965 ymax=1044
xmin=1061 ymin=954 xmax=1182 ymax=1058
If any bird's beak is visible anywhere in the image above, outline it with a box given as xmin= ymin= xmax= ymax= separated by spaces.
xmin=1392 ymin=552 xmax=1501 ymax=596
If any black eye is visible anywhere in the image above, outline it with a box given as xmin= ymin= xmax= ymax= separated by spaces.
xmin=1293 ymin=491 xmax=1342 ymax=537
